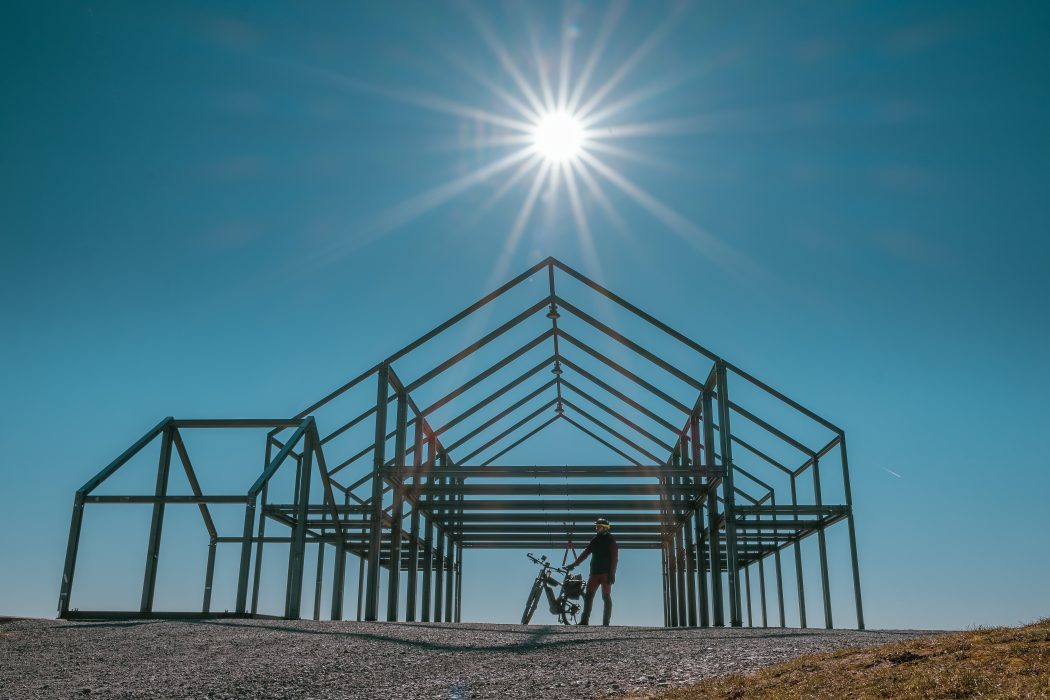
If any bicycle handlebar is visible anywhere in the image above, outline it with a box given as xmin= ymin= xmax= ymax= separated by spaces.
xmin=525 ymin=553 xmax=572 ymax=574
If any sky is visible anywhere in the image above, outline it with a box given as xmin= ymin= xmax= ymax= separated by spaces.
xmin=1 ymin=0 xmax=1048 ymax=630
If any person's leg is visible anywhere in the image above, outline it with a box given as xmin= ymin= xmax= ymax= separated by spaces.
xmin=581 ymin=575 xmax=599 ymax=625
xmin=601 ymin=576 xmax=613 ymax=625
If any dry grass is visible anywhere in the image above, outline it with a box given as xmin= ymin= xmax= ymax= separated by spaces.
xmin=626 ymin=619 xmax=1050 ymax=700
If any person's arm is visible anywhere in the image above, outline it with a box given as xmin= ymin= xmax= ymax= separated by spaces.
xmin=609 ymin=539 xmax=619 ymax=583
xmin=570 ymin=542 xmax=593 ymax=569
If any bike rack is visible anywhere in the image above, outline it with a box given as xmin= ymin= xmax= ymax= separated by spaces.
xmin=58 ymin=257 xmax=863 ymax=629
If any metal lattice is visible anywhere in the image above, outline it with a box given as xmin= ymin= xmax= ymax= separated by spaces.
xmin=57 ymin=258 xmax=863 ymax=629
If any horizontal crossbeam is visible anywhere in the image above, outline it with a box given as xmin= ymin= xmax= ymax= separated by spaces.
xmin=409 ymin=483 xmax=695 ymax=497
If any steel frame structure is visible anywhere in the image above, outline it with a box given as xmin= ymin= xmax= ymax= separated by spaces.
xmin=58 ymin=258 xmax=863 ymax=628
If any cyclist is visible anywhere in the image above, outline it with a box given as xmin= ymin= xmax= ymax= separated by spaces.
xmin=566 ymin=517 xmax=618 ymax=625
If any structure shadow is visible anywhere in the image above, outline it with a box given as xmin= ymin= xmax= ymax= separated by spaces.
xmin=55 ymin=620 xmax=169 ymax=630
xmin=182 ymin=619 xmax=837 ymax=654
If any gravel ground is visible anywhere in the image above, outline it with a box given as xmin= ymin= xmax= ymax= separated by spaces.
xmin=0 ymin=617 xmax=938 ymax=699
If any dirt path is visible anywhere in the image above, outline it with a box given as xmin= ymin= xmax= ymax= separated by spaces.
xmin=0 ymin=618 xmax=937 ymax=699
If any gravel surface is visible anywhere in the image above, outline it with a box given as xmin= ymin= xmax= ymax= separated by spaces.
xmin=0 ymin=617 xmax=938 ymax=699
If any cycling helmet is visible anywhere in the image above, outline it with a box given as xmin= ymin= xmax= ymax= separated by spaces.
xmin=594 ymin=517 xmax=611 ymax=529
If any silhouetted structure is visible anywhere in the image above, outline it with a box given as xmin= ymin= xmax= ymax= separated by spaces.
xmin=58 ymin=258 xmax=863 ymax=628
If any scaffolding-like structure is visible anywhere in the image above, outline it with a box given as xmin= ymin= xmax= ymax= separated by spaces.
xmin=58 ymin=258 xmax=863 ymax=628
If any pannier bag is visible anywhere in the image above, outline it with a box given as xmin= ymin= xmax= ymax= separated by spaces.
xmin=563 ymin=574 xmax=584 ymax=598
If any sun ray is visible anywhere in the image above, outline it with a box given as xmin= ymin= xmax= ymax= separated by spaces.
xmin=527 ymin=19 xmax=557 ymax=113
xmin=438 ymin=45 xmax=543 ymax=124
xmin=389 ymin=88 xmax=536 ymax=133
xmin=562 ymin=161 xmax=596 ymax=246
xmin=579 ymin=151 xmax=756 ymax=276
xmin=587 ymin=114 xmax=725 ymax=139
xmin=353 ymin=80 xmax=536 ymax=134
xmin=579 ymin=70 xmax=699 ymax=129
xmin=566 ymin=0 xmax=626 ymax=114
xmin=575 ymin=8 xmax=685 ymax=123
xmin=430 ymin=134 xmax=534 ymax=153
xmin=556 ymin=3 xmax=576 ymax=112
xmin=489 ymin=160 xmax=553 ymax=288
xmin=542 ymin=157 xmax=563 ymax=227
xmin=581 ymin=45 xmax=751 ymax=129
xmin=573 ymin=157 xmax=628 ymax=235
xmin=463 ymin=3 xmax=548 ymax=118
xmin=262 ymin=59 xmax=537 ymax=135
xmin=581 ymin=139 xmax=677 ymax=173
xmin=470 ymin=154 xmax=543 ymax=224
xmin=319 ymin=146 xmax=535 ymax=264
xmin=510 ymin=160 xmax=552 ymax=246
xmin=563 ymin=162 xmax=607 ymax=280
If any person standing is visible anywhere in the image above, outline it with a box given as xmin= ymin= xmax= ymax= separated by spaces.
xmin=567 ymin=517 xmax=618 ymax=625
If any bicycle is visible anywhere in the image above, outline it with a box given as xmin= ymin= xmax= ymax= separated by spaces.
xmin=520 ymin=552 xmax=585 ymax=625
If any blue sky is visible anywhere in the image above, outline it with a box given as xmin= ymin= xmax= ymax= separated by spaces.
xmin=1 ymin=0 xmax=1048 ymax=629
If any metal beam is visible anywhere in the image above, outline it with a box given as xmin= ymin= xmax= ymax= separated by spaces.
xmin=365 ymin=366 xmax=389 ymax=621
xmin=390 ymin=465 xmax=695 ymax=478
xmin=140 ymin=425 xmax=174 ymax=614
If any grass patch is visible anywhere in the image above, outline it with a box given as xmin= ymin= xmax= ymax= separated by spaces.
xmin=626 ymin=619 xmax=1050 ymax=699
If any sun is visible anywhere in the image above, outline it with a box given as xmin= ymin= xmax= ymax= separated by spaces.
xmin=333 ymin=4 xmax=742 ymax=282
xmin=532 ymin=111 xmax=585 ymax=163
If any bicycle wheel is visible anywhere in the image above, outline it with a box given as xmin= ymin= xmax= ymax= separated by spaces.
xmin=559 ymin=600 xmax=579 ymax=625
xmin=521 ymin=580 xmax=543 ymax=625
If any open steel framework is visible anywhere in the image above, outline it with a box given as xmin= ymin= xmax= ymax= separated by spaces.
xmin=58 ymin=258 xmax=863 ymax=629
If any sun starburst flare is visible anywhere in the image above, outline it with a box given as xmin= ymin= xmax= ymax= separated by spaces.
xmin=314 ymin=1 xmax=752 ymax=281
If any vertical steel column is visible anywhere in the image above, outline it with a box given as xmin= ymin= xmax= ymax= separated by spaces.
xmin=790 ymin=476 xmax=807 ymax=628
xmin=715 ymin=360 xmax=743 ymax=627
xmin=313 ymin=544 xmax=326 ymax=620
xmin=365 ymin=366 xmax=390 ymax=621
xmin=680 ymin=447 xmax=697 ymax=627
xmin=839 ymin=435 xmax=865 ymax=629
xmin=661 ymin=462 xmax=681 ymax=628
xmin=444 ymin=526 xmax=455 ymax=622
xmin=235 ymin=494 xmax=257 ymax=614
xmin=421 ymin=437 xmax=436 ymax=622
xmin=202 ymin=540 xmax=216 ymax=613
xmin=405 ymin=421 xmax=424 ymax=622
xmin=433 ymin=528 xmax=445 ymax=622
xmin=701 ymin=387 xmax=724 ymax=626
xmin=812 ymin=456 xmax=833 ymax=629
xmin=758 ymin=557 xmax=768 ymax=628
xmin=292 ymin=456 xmax=303 ymax=510
xmin=771 ymin=492 xmax=785 ymax=628
xmin=674 ymin=528 xmax=687 ymax=626
xmin=689 ymin=413 xmax=709 ymax=627
xmin=453 ymin=474 xmax=463 ymax=623
xmin=386 ymin=390 xmax=409 ymax=622
xmin=774 ymin=544 xmax=786 ymax=627
xmin=57 ymin=492 xmax=86 ymax=616
xmin=356 ymin=554 xmax=365 ymax=621
xmin=433 ymin=453 xmax=446 ymax=622
xmin=694 ymin=505 xmax=709 ymax=627
xmin=660 ymin=547 xmax=670 ymax=627
xmin=455 ymin=542 xmax=463 ymax=622
xmin=673 ymin=479 xmax=687 ymax=626
xmin=666 ymin=537 xmax=679 ymax=626
xmin=331 ymin=535 xmax=346 ymax=620
xmin=140 ymin=425 xmax=174 ymax=613
xmin=744 ymin=564 xmax=753 ymax=627
xmin=250 ymin=476 xmax=270 ymax=615
xmin=251 ymin=436 xmax=273 ymax=615
xmin=331 ymin=492 xmax=349 ymax=621
xmin=683 ymin=510 xmax=698 ymax=627
xmin=284 ymin=427 xmax=313 ymax=619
